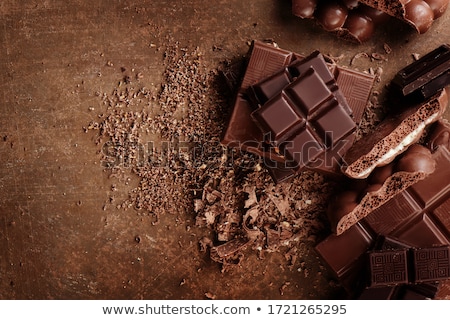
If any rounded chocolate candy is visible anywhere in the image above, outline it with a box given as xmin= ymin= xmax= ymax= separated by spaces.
xmin=343 ymin=11 xmax=375 ymax=43
xmin=429 ymin=127 xmax=450 ymax=150
xmin=404 ymin=144 xmax=433 ymax=156
xmin=292 ymin=0 xmax=318 ymax=19
xmin=315 ymin=1 xmax=348 ymax=31
xmin=368 ymin=162 xmax=395 ymax=185
xmin=424 ymin=0 xmax=449 ymax=18
xmin=395 ymin=145 xmax=435 ymax=173
xmin=359 ymin=5 xmax=391 ymax=24
xmin=404 ymin=0 xmax=435 ymax=33
xmin=364 ymin=183 xmax=383 ymax=193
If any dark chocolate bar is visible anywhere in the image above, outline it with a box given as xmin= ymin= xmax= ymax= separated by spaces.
xmin=365 ymin=126 xmax=450 ymax=242
xmin=247 ymin=51 xmax=357 ymax=178
xmin=221 ymin=41 xmax=375 ymax=183
xmin=369 ymin=249 xmax=409 ymax=286
xmin=315 ymin=222 xmax=374 ymax=292
xmin=221 ymin=41 xmax=296 ymax=163
xmin=251 ymin=67 xmax=356 ymax=170
xmin=360 ymin=235 xmax=442 ymax=299
xmin=413 ymin=246 xmax=450 ymax=283
xmin=248 ymin=51 xmax=350 ymax=115
xmin=368 ymin=240 xmax=450 ymax=286
xmin=316 ymin=120 xmax=450 ymax=298
xmin=392 ymin=44 xmax=450 ymax=99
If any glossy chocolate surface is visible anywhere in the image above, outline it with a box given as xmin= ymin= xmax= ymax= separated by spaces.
xmin=358 ymin=0 xmax=449 ymax=33
xmin=251 ymin=66 xmax=356 ymax=170
xmin=292 ymin=0 xmax=391 ymax=43
xmin=369 ymin=249 xmax=409 ymax=286
xmin=328 ymin=143 xmax=437 ymax=235
xmin=342 ymin=88 xmax=448 ymax=179
xmin=221 ymin=40 xmax=375 ymax=183
xmin=316 ymin=121 xmax=450 ymax=298
xmin=392 ymin=43 xmax=450 ymax=98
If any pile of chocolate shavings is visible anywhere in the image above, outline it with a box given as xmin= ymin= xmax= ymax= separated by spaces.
xmin=86 ymin=41 xmax=342 ymax=269
xmin=195 ymin=158 xmax=337 ymax=269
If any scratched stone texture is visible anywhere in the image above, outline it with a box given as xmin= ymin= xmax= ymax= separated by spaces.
xmin=0 ymin=0 xmax=448 ymax=299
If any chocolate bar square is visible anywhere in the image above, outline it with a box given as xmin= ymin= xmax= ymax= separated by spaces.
xmin=413 ymin=246 xmax=450 ymax=283
xmin=251 ymin=67 xmax=355 ymax=169
xmin=369 ymin=249 xmax=409 ymax=287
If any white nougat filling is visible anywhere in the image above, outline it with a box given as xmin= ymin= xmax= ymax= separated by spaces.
xmin=354 ymin=112 xmax=440 ymax=178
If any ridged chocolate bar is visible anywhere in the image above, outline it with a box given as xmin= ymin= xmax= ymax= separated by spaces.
xmin=368 ymin=243 xmax=450 ymax=286
xmin=221 ymin=41 xmax=296 ymax=163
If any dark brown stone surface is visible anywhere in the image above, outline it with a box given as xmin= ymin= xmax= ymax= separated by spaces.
xmin=0 ymin=0 xmax=448 ymax=299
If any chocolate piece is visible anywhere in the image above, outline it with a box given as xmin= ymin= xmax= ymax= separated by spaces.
xmin=334 ymin=67 xmax=376 ymax=122
xmin=251 ymin=67 xmax=356 ymax=170
xmin=392 ymin=44 xmax=450 ymax=99
xmin=210 ymin=237 xmax=249 ymax=263
xmin=366 ymin=145 xmax=450 ymax=242
xmin=316 ymin=121 xmax=450 ymax=298
xmin=369 ymin=249 xmax=409 ymax=286
xmin=360 ymin=236 xmax=442 ymax=299
xmin=221 ymin=41 xmax=295 ymax=162
xmin=368 ymin=242 xmax=450 ymax=286
xmin=315 ymin=222 xmax=374 ymax=294
xmin=413 ymin=246 xmax=450 ymax=282
xmin=358 ymin=0 xmax=448 ymax=34
xmin=292 ymin=0 xmax=390 ymax=43
xmin=240 ymin=42 xmax=293 ymax=91
xmin=248 ymin=52 xmax=370 ymax=180
xmin=366 ymin=121 xmax=450 ymax=242
xmin=421 ymin=70 xmax=450 ymax=100
xmin=221 ymin=41 xmax=375 ymax=183
xmin=427 ymin=119 xmax=450 ymax=151
xmin=328 ymin=144 xmax=436 ymax=235
xmin=248 ymin=51 xmax=350 ymax=114
xmin=343 ymin=88 xmax=448 ymax=179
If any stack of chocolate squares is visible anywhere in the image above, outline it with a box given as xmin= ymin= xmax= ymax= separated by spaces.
xmin=221 ymin=40 xmax=376 ymax=183
xmin=221 ymin=40 xmax=450 ymax=299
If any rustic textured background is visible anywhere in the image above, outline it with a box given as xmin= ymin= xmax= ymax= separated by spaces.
xmin=0 ymin=0 xmax=449 ymax=299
